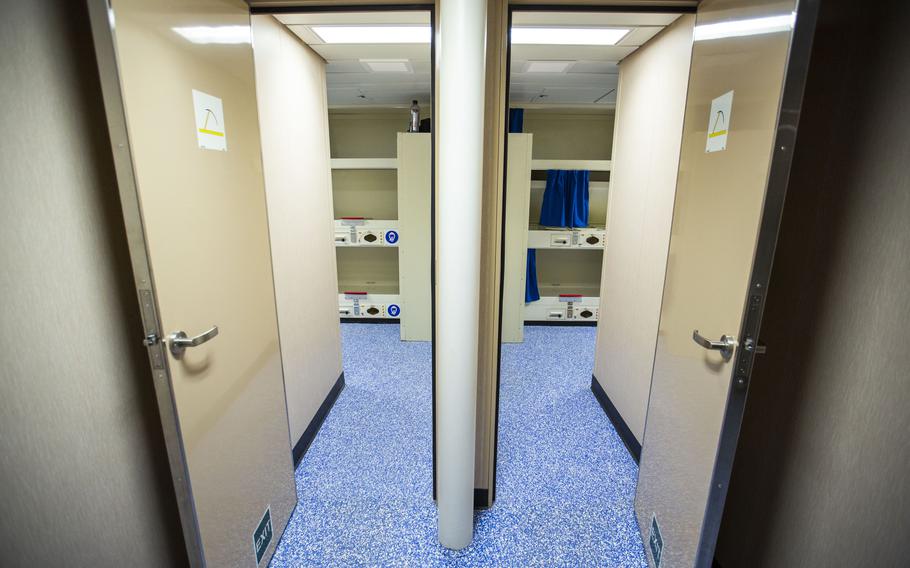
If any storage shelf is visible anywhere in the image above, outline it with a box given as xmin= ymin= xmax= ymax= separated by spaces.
xmin=337 ymin=281 xmax=399 ymax=295
xmin=531 ymin=159 xmax=611 ymax=171
xmin=334 ymin=219 xmax=400 ymax=247
xmin=527 ymin=226 xmax=606 ymax=249
xmin=337 ymin=292 xmax=401 ymax=319
xmin=524 ymin=294 xmax=600 ymax=322
xmin=530 ymin=180 xmax=609 ymax=190
xmin=331 ymin=158 xmax=398 ymax=170
xmin=537 ymin=284 xmax=601 ymax=297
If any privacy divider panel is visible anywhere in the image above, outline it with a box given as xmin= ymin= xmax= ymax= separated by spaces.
xmin=591 ymin=14 xmax=694 ymax=444
xmin=252 ymin=14 xmax=344 ymax=450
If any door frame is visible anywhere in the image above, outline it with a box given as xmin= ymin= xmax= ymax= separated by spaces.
xmin=248 ymin=2 xmax=439 ymax=497
xmin=689 ymin=1 xmax=820 ymax=563
xmin=489 ymin=1 xmax=697 ymax=508
xmin=86 ymin=1 xmax=204 ymax=564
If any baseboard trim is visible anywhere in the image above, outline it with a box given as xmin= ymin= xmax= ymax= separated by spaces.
xmin=590 ymin=375 xmax=641 ymax=463
xmin=525 ymin=320 xmax=597 ymax=327
xmin=292 ymin=372 xmax=345 ymax=468
xmin=474 ymin=488 xmax=490 ymax=509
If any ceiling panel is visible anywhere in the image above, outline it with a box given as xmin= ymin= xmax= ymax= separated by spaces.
xmin=283 ymin=18 xmax=431 ymax=106
xmin=619 ymin=26 xmax=666 ymax=46
xmin=272 ymin=9 xmax=683 ymax=107
xmin=327 ymin=72 xmax=431 ymax=86
xmin=301 ymin=42 xmax=431 ymax=63
xmin=325 ymin=60 xmax=369 ymax=74
xmin=509 ymin=11 xmax=682 ymax=106
xmin=275 ymin=11 xmax=429 ymax=27
xmin=511 ymin=12 xmax=681 ymax=27
xmin=511 ymin=44 xmax=637 ymax=62
xmin=510 ymin=85 xmax=618 ymax=106
xmin=566 ymin=61 xmax=620 ymax=74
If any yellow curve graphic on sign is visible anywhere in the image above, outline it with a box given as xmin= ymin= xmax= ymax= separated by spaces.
xmin=198 ymin=108 xmax=224 ymax=137
xmin=709 ymin=110 xmax=727 ymax=139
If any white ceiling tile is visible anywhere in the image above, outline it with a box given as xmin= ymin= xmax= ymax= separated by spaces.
xmin=325 ymin=60 xmax=368 ymax=74
xmin=275 ymin=9 xmax=683 ymax=109
xmin=619 ymin=26 xmax=666 ymax=47
xmin=525 ymin=60 xmax=575 ymax=73
xmin=566 ymin=61 xmax=619 ymax=74
xmin=275 ymin=12 xmax=429 ymax=26
xmin=361 ymin=59 xmax=413 ymax=73
xmin=512 ymin=12 xmax=683 ymax=27
xmin=511 ymin=44 xmax=636 ymax=63
xmin=311 ymin=43 xmax=430 ymax=62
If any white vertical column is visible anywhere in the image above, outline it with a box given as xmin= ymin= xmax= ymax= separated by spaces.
xmin=436 ymin=0 xmax=486 ymax=551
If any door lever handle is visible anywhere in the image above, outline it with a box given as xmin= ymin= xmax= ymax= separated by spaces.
xmin=692 ymin=329 xmax=736 ymax=361
xmin=168 ymin=325 xmax=219 ymax=358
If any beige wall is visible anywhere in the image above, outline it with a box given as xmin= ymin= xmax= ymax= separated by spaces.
xmin=331 ymin=170 xmax=398 ymax=219
xmin=252 ymin=15 xmax=343 ymax=447
xmin=0 ymin=1 xmax=186 ymax=565
xmin=336 ymin=248 xmax=401 ymax=294
xmin=522 ymin=108 xmax=615 ymax=160
xmin=329 ymin=109 xmax=411 ymax=158
xmin=536 ymin=249 xmax=604 ymax=294
xmin=592 ymin=14 xmax=694 ymax=443
xmin=328 ymin=110 xmax=412 ymax=220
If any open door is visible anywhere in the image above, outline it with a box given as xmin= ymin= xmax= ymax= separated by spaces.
xmin=635 ymin=0 xmax=819 ymax=566
xmin=88 ymin=0 xmax=296 ymax=566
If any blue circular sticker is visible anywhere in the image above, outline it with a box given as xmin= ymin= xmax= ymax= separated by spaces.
xmin=388 ymin=304 xmax=401 ymax=317
xmin=385 ymin=230 xmax=399 ymax=244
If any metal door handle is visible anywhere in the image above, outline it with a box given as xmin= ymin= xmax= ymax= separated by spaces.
xmin=692 ymin=329 xmax=736 ymax=361
xmin=168 ymin=325 xmax=218 ymax=358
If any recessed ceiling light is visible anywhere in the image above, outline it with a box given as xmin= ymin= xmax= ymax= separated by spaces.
xmin=173 ymin=25 xmax=250 ymax=44
xmin=361 ymin=59 xmax=413 ymax=73
xmin=312 ymin=25 xmax=431 ymax=44
xmin=525 ymin=60 xmax=574 ymax=73
xmin=693 ymin=13 xmax=796 ymax=41
xmin=511 ymin=27 xmax=630 ymax=46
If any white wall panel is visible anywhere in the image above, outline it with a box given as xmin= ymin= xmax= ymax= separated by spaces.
xmin=592 ymin=15 xmax=694 ymax=443
xmin=252 ymin=15 xmax=343 ymax=448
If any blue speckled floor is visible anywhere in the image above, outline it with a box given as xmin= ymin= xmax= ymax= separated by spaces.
xmin=270 ymin=324 xmax=646 ymax=567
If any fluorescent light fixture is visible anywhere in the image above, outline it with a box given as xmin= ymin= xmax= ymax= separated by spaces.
xmin=512 ymin=27 xmax=629 ymax=46
xmin=361 ymin=59 xmax=412 ymax=73
xmin=525 ymin=60 xmax=574 ymax=73
xmin=172 ymin=25 xmax=250 ymax=44
xmin=693 ymin=13 xmax=796 ymax=41
xmin=312 ymin=25 xmax=430 ymax=44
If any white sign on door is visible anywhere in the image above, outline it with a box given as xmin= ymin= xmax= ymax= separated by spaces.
xmin=705 ymin=90 xmax=733 ymax=153
xmin=192 ymin=89 xmax=227 ymax=151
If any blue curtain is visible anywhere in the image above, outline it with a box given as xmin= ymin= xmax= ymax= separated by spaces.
xmin=509 ymin=108 xmax=524 ymax=133
xmin=525 ymin=249 xmax=540 ymax=303
xmin=539 ymin=169 xmax=590 ymax=228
